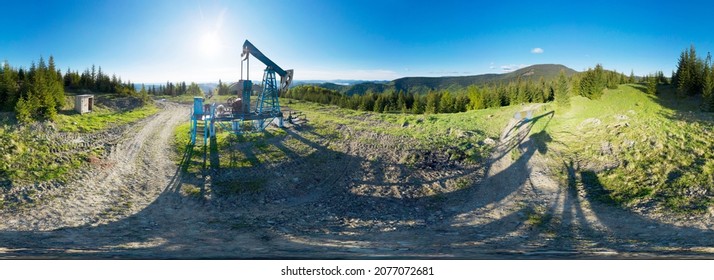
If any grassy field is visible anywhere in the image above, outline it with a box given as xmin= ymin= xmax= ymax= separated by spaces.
xmin=172 ymin=86 xmax=714 ymax=214
xmin=55 ymin=104 xmax=159 ymax=132
xmin=0 ymin=125 xmax=91 ymax=186
xmin=1 ymin=94 xmax=160 ymax=187
xmin=172 ymin=122 xmax=291 ymax=174
xmin=545 ymin=84 xmax=714 ymax=212
xmin=285 ymin=99 xmax=524 ymax=162
xmin=172 ymin=98 xmax=528 ymax=189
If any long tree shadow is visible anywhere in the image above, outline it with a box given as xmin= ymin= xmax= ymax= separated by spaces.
xmin=644 ymin=84 xmax=714 ymax=123
xmin=2 ymin=108 xmax=713 ymax=259
xmin=575 ymin=169 xmax=714 ymax=256
xmin=521 ymin=160 xmax=714 ymax=259
xmin=0 ymin=112 xmax=524 ymax=258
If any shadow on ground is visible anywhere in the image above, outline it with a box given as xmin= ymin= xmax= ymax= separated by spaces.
xmin=1 ymin=109 xmax=713 ymax=259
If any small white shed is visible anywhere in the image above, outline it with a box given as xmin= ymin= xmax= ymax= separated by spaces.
xmin=74 ymin=94 xmax=94 ymax=114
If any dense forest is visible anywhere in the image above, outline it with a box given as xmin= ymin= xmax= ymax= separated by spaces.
xmin=286 ymin=65 xmax=634 ymax=114
xmin=0 ymin=56 xmax=210 ymax=123
xmin=672 ymin=45 xmax=714 ymax=111
xmin=0 ymin=56 xmax=141 ymax=122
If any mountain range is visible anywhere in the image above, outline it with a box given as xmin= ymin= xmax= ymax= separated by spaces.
xmin=306 ymin=64 xmax=577 ymax=95
xmin=138 ymin=64 xmax=578 ymax=95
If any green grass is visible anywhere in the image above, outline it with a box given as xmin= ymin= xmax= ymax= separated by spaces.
xmin=56 ymin=103 xmax=159 ymax=132
xmin=524 ymin=205 xmax=552 ymax=228
xmin=171 ymin=120 xmax=291 ymax=173
xmin=286 ymin=99 xmax=521 ymax=141
xmin=285 ymin=99 xmax=525 ymax=163
xmin=1 ymin=95 xmax=161 ymax=189
xmin=0 ymin=125 xmax=94 ymax=184
xmin=545 ymin=84 xmax=714 ymax=212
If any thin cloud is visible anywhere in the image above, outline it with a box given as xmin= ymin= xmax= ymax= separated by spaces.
xmin=531 ymin=47 xmax=544 ymax=54
xmin=501 ymin=64 xmax=529 ymax=73
xmin=501 ymin=64 xmax=518 ymax=72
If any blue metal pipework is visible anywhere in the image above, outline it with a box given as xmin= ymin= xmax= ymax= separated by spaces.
xmin=189 ymin=96 xmax=213 ymax=147
xmin=242 ymin=80 xmax=252 ymax=114
xmin=187 ymin=40 xmax=289 ymax=142
xmin=190 ymin=97 xmax=204 ymax=145
xmin=256 ymin=68 xmax=282 ymax=129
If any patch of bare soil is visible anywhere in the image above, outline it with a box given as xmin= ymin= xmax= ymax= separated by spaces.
xmin=1 ymin=103 xmax=713 ymax=258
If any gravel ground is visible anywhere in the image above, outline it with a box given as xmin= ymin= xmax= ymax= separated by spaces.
xmin=1 ymin=103 xmax=713 ymax=259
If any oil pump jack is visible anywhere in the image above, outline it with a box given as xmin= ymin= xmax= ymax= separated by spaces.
xmin=190 ymin=40 xmax=294 ymax=145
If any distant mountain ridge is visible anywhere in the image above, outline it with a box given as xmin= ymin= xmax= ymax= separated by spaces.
xmin=137 ymin=64 xmax=578 ymax=96
xmin=301 ymin=64 xmax=578 ymax=95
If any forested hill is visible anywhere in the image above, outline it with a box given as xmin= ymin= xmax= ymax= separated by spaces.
xmin=394 ymin=64 xmax=576 ymax=93
xmin=307 ymin=64 xmax=578 ymax=95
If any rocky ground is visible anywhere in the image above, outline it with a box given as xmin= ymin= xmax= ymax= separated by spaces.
xmin=1 ymin=103 xmax=713 ymax=259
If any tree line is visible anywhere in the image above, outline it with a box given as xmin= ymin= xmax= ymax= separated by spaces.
xmin=672 ymin=45 xmax=714 ymax=111
xmin=0 ymin=56 xmax=144 ymax=123
xmin=286 ymin=66 xmax=634 ymax=114
xmin=63 ymin=64 xmax=136 ymax=95
xmin=0 ymin=56 xmax=66 ymax=122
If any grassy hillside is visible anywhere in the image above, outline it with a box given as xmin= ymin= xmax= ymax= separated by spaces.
xmin=544 ymin=84 xmax=714 ymax=213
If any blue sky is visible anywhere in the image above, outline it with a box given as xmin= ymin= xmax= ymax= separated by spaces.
xmin=1 ymin=0 xmax=713 ymax=83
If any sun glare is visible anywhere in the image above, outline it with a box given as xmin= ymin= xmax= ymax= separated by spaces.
xmin=200 ymin=32 xmax=221 ymax=57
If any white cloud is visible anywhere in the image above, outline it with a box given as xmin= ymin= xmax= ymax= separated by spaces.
xmin=501 ymin=64 xmax=518 ymax=72
xmin=531 ymin=47 xmax=544 ymax=54
xmin=489 ymin=62 xmax=496 ymax=69
xmin=500 ymin=64 xmax=530 ymax=73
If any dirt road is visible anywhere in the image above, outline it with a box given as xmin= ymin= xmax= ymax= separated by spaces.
xmin=1 ymin=103 xmax=713 ymax=258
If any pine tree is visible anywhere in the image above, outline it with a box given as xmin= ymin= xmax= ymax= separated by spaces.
xmin=397 ymin=92 xmax=406 ymax=113
xmin=1 ymin=61 xmax=19 ymax=111
xmin=646 ymin=75 xmax=658 ymax=95
xmin=555 ymin=70 xmax=570 ymax=107
xmin=14 ymin=96 xmax=32 ymax=123
xmin=373 ymin=95 xmax=385 ymax=113
xmin=47 ymin=56 xmax=65 ymax=111
xmin=187 ymin=82 xmax=203 ymax=96
xmin=703 ymin=53 xmax=714 ymax=111
xmin=438 ymin=91 xmax=452 ymax=113
xmin=90 ymin=64 xmax=96 ymax=86
xmin=425 ymin=91 xmax=439 ymax=114
xmin=411 ymin=95 xmax=423 ymax=114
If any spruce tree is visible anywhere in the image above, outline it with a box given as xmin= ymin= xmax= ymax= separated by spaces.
xmin=425 ymin=91 xmax=438 ymax=114
xmin=14 ymin=96 xmax=32 ymax=123
xmin=438 ymin=91 xmax=452 ymax=113
xmin=555 ymin=70 xmax=570 ymax=107
xmin=1 ymin=61 xmax=19 ymax=111
xmin=373 ymin=95 xmax=384 ymax=113
xmin=628 ymin=70 xmax=635 ymax=84
xmin=411 ymin=95 xmax=423 ymax=114
xmin=646 ymin=75 xmax=658 ymax=95
xmin=703 ymin=53 xmax=714 ymax=111
xmin=48 ymin=56 xmax=65 ymax=111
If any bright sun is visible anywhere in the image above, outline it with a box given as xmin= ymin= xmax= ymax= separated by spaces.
xmin=200 ymin=32 xmax=221 ymax=57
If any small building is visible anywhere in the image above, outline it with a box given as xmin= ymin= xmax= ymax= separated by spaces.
xmin=74 ymin=94 xmax=94 ymax=114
